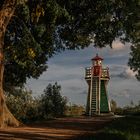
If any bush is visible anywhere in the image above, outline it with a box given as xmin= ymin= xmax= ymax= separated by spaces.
xmin=5 ymin=83 xmax=68 ymax=123
xmin=6 ymin=88 xmax=40 ymax=122
xmin=110 ymin=99 xmax=140 ymax=116
xmin=65 ymin=104 xmax=85 ymax=116
xmin=39 ymin=83 xmax=67 ymax=119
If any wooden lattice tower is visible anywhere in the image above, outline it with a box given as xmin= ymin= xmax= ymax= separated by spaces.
xmin=85 ymin=54 xmax=111 ymax=116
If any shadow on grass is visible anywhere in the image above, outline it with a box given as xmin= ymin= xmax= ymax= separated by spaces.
xmin=73 ymin=132 xmax=127 ymax=140
xmin=74 ymin=116 xmax=140 ymax=140
xmin=105 ymin=116 xmax=140 ymax=134
xmin=103 ymin=116 xmax=140 ymax=140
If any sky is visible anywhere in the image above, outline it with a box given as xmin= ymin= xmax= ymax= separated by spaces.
xmin=26 ymin=41 xmax=140 ymax=107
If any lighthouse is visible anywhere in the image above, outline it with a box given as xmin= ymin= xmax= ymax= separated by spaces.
xmin=85 ymin=54 xmax=110 ymax=116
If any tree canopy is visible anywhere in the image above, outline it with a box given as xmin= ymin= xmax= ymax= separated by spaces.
xmin=1 ymin=0 xmax=140 ymax=90
xmin=41 ymin=82 xmax=67 ymax=118
xmin=3 ymin=0 xmax=71 ymax=89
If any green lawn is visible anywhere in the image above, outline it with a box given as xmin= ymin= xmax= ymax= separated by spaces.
xmin=101 ymin=116 xmax=140 ymax=140
xmin=75 ymin=116 xmax=140 ymax=140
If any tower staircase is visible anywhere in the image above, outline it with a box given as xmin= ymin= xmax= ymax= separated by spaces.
xmin=91 ymin=77 xmax=99 ymax=115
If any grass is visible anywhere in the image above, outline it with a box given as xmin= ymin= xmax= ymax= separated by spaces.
xmin=74 ymin=115 xmax=140 ymax=140
xmin=103 ymin=116 xmax=140 ymax=140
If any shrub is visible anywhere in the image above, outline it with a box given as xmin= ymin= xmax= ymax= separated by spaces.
xmin=40 ymin=83 xmax=67 ymax=118
xmin=5 ymin=83 xmax=68 ymax=123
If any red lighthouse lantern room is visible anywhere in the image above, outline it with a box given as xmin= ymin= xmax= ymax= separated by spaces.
xmin=91 ymin=54 xmax=103 ymax=77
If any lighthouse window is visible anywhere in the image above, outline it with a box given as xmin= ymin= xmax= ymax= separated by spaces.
xmin=97 ymin=60 xmax=102 ymax=65
xmin=94 ymin=61 xmax=97 ymax=65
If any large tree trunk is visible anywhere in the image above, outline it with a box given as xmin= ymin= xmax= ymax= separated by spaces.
xmin=0 ymin=0 xmax=20 ymax=128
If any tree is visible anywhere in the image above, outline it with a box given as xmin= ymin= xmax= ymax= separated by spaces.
xmin=63 ymin=0 xmax=140 ymax=80
xmin=0 ymin=0 xmax=19 ymax=128
xmin=110 ymin=99 xmax=117 ymax=113
xmin=3 ymin=0 xmax=140 ymax=88
xmin=0 ymin=0 xmax=71 ymax=127
xmin=128 ymin=45 xmax=140 ymax=81
xmin=6 ymin=84 xmax=67 ymax=122
xmin=3 ymin=0 xmax=70 ymax=89
xmin=6 ymin=88 xmax=40 ymax=122
xmin=40 ymin=83 xmax=67 ymax=118
xmin=0 ymin=0 xmax=139 ymax=127
xmin=65 ymin=104 xmax=85 ymax=116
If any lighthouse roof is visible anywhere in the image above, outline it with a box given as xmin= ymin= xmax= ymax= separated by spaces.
xmin=91 ymin=54 xmax=103 ymax=61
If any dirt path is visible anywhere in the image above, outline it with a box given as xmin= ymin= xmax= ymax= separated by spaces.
xmin=0 ymin=116 xmax=113 ymax=140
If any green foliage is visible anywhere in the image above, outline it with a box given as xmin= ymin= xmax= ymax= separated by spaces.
xmin=101 ymin=116 xmax=140 ymax=140
xmin=6 ymin=88 xmax=41 ymax=122
xmin=74 ymin=116 xmax=140 ymax=140
xmin=110 ymin=99 xmax=117 ymax=112
xmin=5 ymin=83 xmax=67 ymax=122
xmin=1 ymin=0 xmax=140 ymax=89
xmin=65 ymin=104 xmax=85 ymax=117
xmin=3 ymin=0 xmax=70 ymax=89
xmin=128 ymin=45 xmax=140 ymax=81
xmin=114 ymin=101 xmax=140 ymax=116
xmin=40 ymin=83 xmax=67 ymax=118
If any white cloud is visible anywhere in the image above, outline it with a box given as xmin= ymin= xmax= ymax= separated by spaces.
xmin=122 ymin=90 xmax=130 ymax=98
xmin=109 ymin=64 xmax=136 ymax=80
xmin=112 ymin=40 xmax=125 ymax=50
xmin=125 ymin=68 xmax=136 ymax=78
